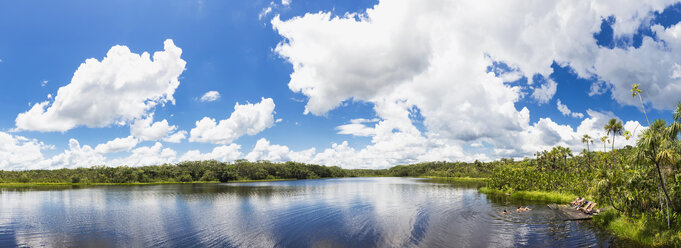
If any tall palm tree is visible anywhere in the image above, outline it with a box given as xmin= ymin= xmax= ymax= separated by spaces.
xmin=581 ymin=134 xmax=592 ymax=153
xmin=669 ymin=102 xmax=681 ymax=139
xmin=604 ymin=118 xmax=624 ymax=151
xmin=582 ymin=134 xmax=593 ymax=167
xmin=631 ymin=83 xmax=650 ymax=126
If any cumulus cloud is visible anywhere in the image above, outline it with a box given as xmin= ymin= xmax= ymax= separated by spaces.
xmin=531 ymin=79 xmax=558 ymax=105
xmin=589 ymin=23 xmax=681 ymax=110
xmin=179 ymin=144 xmax=242 ymax=162
xmin=245 ymin=138 xmax=316 ymax=162
xmin=163 ymin=130 xmax=187 ymax=143
xmin=0 ymin=132 xmax=47 ymax=170
xmin=108 ymin=142 xmax=177 ymax=167
xmin=270 ymin=0 xmax=671 ymax=166
xmin=46 ymin=139 xmax=106 ymax=169
xmin=189 ymin=98 xmax=276 ymax=144
xmin=199 ymin=91 xmax=221 ymax=102
xmin=15 ymin=39 xmax=186 ymax=132
xmin=94 ymin=136 xmax=139 ymax=154
xmin=130 ymin=114 xmax=184 ymax=142
xmin=556 ymin=99 xmax=585 ymax=118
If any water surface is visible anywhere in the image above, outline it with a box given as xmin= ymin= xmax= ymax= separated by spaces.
xmin=0 ymin=177 xmax=626 ymax=247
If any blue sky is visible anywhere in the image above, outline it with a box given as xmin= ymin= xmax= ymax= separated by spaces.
xmin=2 ymin=0 xmax=681 ymax=170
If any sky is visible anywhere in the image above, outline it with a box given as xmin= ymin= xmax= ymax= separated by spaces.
xmin=2 ymin=0 xmax=681 ymax=170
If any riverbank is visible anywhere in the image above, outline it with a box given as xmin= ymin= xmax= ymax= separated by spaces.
xmin=478 ymin=187 xmax=576 ymax=203
xmin=478 ymin=186 xmax=679 ymax=247
xmin=592 ymin=209 xmax=681 ymax=247
xmin=418 ymin=176 xmax=488 ymax=182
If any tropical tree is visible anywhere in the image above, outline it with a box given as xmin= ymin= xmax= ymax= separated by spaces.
xmin=631 ymin=83 xmax=650 ymax=126
xmin=601 ymin=136 xmax=609 ymax=152
xmin=605 ymin=118 xmax=624 ymax=151
xmin=637 ymin=119 xmax=675 ymax=228
xmin=623 ymin=130 xmax=632 ymax=141
xmin=582 ymin=134 xmax=592 ymax=153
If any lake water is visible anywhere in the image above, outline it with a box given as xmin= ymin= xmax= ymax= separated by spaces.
xmin=0 ymin=177 xmax=628 ymax=247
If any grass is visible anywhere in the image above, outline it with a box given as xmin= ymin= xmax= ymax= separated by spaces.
xmin=478 ymin=187 xmax=576 ymax=203
xmin=593 ymin=210 xmax=681 ymax=247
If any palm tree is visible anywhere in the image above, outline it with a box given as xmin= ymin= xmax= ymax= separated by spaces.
xmin=637 ymin=119 xmax=675 ymax=228
xmin=631 ymin=83 xmax=650 ymax=126
xmin=601 ymin=136 xmax=609 ymax=152
xmin=604 ymin=118 xmax=624 ymax=151
xmin=581 ymin=134 xmax=592 ymax=153
xmin=670 ymin=102 xmax=681 ymax=139
xmin=582 ymin=134 xmax=593 ymax=167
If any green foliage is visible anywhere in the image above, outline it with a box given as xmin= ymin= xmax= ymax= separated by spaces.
xmin=478 ymin=187 xmax=576 ymax=203
xmin=178 ymin=174 xmax=193 ymax=182
xmin=0 ymin=160 xmax=388 ymax=184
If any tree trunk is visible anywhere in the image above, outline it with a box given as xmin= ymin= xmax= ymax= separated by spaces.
xmin=638 ymin=94 xmax=650 ymax=126
xmin=654 ymin=160 xmax=672 ymax=229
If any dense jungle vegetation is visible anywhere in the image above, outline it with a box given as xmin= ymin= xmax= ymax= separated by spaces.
xmin=0 ymin=160 xmax=387 ymax=184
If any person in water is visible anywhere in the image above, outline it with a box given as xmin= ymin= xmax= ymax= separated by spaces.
xmin=517 ymin=206 xmax=524 ymax=212
xmin=502 ymin=209 xmax=509 ymax=215
xmin=524 ymin=206 xmax=531 ymax=211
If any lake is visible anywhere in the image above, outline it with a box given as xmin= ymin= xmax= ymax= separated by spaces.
xmin=0 ymin=177 xmax=628 ymax=247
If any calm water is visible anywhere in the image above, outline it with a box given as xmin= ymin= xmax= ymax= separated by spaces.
xmin=0 ymin=177 xmax=628 ymax=247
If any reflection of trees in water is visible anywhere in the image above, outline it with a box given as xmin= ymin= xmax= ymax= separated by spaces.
xmin=0 ymin=185 xmax=86 ymax=193
xmin=421 ymin=178 xmax=486 ymax=189
xmin=0 ymin=183 xmax=303 ymax=197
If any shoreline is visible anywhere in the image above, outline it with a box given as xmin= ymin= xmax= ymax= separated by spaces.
xmin=476 ymin=186 xmax=675 ymax=247
xmin=477 ymin=187 xmax=576 ymax=203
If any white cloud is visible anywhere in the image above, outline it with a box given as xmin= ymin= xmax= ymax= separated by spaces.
xmin=179 ymin=144 xmax=242 ymax=162
xmin=245 ymin=138 xmax=315 ymax=162
xmin=108 ymin=142 xmax=177 ymax=167
xmin=0 ymin=132 xmax=46 ymax=170
xmin=94 ymin=136 xmax=139 ymax=154
xmin=270 ymin=0 xmax=669 ymax=166
xmin=336 ymin=118 xmax=379 ymax=136
xmin=163 ymin=130 xmax=187 ymax=143
xmin=46 ymin=139 xmax=106 ymax=169
xmin=259 ymin=6 xmax=273 ymax=20
xmin=41 ymin=80 xmax=48 ymax=87
xmin=588 ymin=81 xmax=609 ymax=96
xmin=531 ymin=79 xmax=557 ymax=105
xmin=189 ymin=98 xmax=276 ymax=144
xmin=556 ymin=99 xmax=584 ymax=118
xmin=282 ymin=0 xmax=290 ymax=6
xmin=15 ymin=39 xmax=186 ymax=132
xmin=588 ymin=23 xmax=681 ymax=110
xmin=199 ymin=91 xmax=221 ymax=102
xmin=130 ymin=114 xmax=183 ymax=142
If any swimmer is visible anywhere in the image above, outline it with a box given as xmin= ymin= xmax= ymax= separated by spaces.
xmin=502 ymin=209 xmax=509 ymax=215
xmin=517 ymin=206 xmax=524 ymax=212
xmin=524 ymin=206 xmax=531 ymax=211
